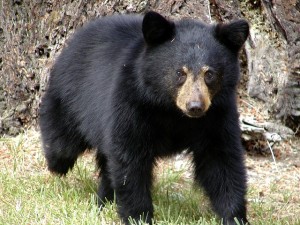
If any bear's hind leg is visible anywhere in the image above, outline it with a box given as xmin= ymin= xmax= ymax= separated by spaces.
xmin=40 ymin=94 xmax=89 ymax=175
xmin=44 ymin=138 xmax=88 ymax=176
xmin=96 ymin=152 xmax=114 ymax=207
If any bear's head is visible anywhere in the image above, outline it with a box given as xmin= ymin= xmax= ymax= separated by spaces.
xmin=139 ymin=11 xmax=249 ymax=118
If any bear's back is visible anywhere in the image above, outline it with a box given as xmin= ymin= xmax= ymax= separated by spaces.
xmin=49 ymin=14 xmax=144 ymax=102
xmin=74 ymin=14 xmax=143 ymax=46
xmin=51 ymin=14 xmax=144 ymax=81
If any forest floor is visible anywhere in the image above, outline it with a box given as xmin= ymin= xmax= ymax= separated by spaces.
xmin=0 ymin=122 xmax=299 ymax=224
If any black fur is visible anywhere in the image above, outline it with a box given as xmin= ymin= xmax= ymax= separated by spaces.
xmin=39 ymin=11 xmax=249 ymax=225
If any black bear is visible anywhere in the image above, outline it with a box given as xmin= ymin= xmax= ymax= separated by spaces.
xmin=40 ymin=11 xmax=250 ymax=225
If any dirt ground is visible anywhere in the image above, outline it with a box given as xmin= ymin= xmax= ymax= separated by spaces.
xmin=246 ymin=152 xmax=300 ymax=218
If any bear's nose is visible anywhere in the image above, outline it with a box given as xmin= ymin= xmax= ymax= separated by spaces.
xmin=186 ymin=101 xmax=203 ymax=114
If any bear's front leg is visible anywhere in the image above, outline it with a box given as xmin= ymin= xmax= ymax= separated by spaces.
xmin=108 ymin=151 xmax=154 ymax=225
xmin=192 ymin=136 xmax=249 ymax=225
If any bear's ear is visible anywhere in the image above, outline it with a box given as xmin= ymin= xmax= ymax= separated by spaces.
xmin=215 ymin=20 xmax=249 ymax=52
xmin=142 ymin=11 xmax=175 ymax=45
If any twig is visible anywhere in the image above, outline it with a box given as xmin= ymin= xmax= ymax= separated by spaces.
xmin=240 ymin=99 xmax=256 ymax=109
xmin=207 ymin=0 xmax=212 ymax=23
xmin=266 ymin=139 xmax=277 ymax=165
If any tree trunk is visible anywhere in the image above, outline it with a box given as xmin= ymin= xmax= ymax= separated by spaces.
xmin=0 ymin=0 xmax=299 ymax=136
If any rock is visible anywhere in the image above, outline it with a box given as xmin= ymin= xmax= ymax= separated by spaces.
xmin=15 ymin=103 xmax=27 ymax=113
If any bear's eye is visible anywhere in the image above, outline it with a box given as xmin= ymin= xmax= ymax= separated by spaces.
xmin=176 ymin=69 xmax=187 ymax=85
xmin=204 ymin=71 xmax=217 ymax=85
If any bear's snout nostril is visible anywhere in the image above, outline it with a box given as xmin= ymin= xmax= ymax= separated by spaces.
xmin=186 ymin=101 xmax=203 ymax=113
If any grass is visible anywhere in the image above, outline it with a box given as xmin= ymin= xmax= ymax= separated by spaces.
xmin=0 ymin=130 xmax=299 ymax=225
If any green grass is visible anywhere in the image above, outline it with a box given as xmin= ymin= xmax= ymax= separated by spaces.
xmin=0 ymin=130 xmax=299 ymax=225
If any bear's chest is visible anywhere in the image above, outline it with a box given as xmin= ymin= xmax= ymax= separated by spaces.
xmin=148 ymin=115 xmax=205 ymax=155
